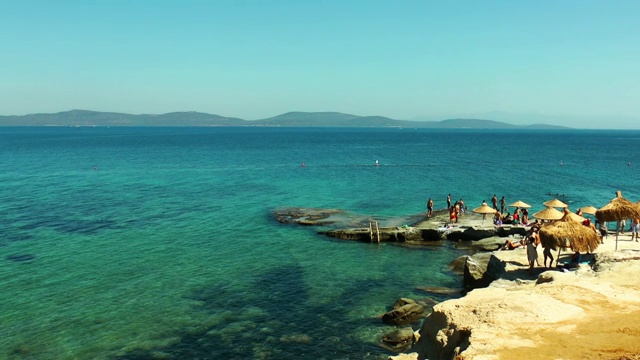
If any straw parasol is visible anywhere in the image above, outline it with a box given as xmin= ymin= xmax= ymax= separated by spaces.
xmin=533 ymin=206 xmax=563 ymax=221
xmin=539 ymin=216 xmax=600 ymax=252
xmin=543 ymin=198 xmax=568 ymax=208
xmin=507 ymin=200 xmax=531 ymax=208
xmin=564 ymin=209 xmax=586 ymax=223
xmin=579 ymin=206 xmax=598 ymax=215
xmin=595 ymin=190 xmax=640 ymax=250
xmin=473 ymin=204 xmax=498 ymax=225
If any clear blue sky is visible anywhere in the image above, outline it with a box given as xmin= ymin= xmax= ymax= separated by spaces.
xmin=1 ymin=0 xmax=639 ymax=128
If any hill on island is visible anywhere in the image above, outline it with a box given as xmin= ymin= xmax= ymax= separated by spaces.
xmin=0 ymin=110 xmax=567 ymax=129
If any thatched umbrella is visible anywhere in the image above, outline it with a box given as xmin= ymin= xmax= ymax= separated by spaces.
xmin=564 ymin=210 xmax=586 ymax=223
xmin=508 ymin=200 xmax=531 ymax=208
xmin=473 ymin=204 xmax=498 ymax=225
xmin=595 ymin=190 xmax=640 ymax=250
xmin=539 ymin=216 xmax=600 ymax=253
xmin=533 ymin=206 xmax=563 ymax=221
xmin=543 ymin=198 xmax=568 ymax=208
xmin=579 ymin=206 xmax=598 ymax=215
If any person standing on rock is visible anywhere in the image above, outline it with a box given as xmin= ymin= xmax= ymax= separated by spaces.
xmin=543 ymin=243 xmax=554 ymax=268
xmin=447 ymin=194 xmax=451 ymax=210
xmin=427 ymin=198 xmax=434 ymax=218
xmin=481 ymin=200 xmax=488 ymax=220
xmin=500 ymin=196 xmax=506 ymax=214
xmin=526 ymin=228 xmax=540 ymax=273
xmin=492 ymin=194 xmax=498 ymax=210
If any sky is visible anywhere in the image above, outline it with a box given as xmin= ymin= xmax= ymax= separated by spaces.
xmin=1 ymin=0 xmax=639 ymax=128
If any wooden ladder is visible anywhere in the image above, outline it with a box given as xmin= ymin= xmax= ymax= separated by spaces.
xmin=369 ymin=221 xmax=380 ymax=243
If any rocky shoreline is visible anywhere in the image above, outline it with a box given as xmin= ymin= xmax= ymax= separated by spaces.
xmin=275 ymin=207 xmax=640 ymax=360
xmin=399 ymin=246 xmax=640 ymax=360
xmin=274 ymin=207 xmax=527 ymax=245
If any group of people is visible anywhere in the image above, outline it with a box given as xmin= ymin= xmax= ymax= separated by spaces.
xmin=427 ymin=194 xmax=511 ymax=225
xmin=501 ymin=220 xmax=583 ymax=272
xmin=493 ymin=206 xmax=529 ymax=226
xmin=491 ymin=194 xmax=507 ymax=213
xmin=426 ymin=195 xmax=468 ymax=223
xmin=500 ymin=223 xmax=543 ymax=272
xmin=617 ymin=218 xmax=640 ymax=241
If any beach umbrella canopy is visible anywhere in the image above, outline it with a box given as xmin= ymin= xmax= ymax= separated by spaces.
xmin=564 ymin=210 xmax=586 ymax=223
xmin=543 ymin=198 xmax=568 ymax=208
xmin=533 ymin=206 xmax=563 ymax=221
xmin=595 ymin=191 xmax=640 ymax=223
xmin=473 ymin=204 xmax=498 ymax=214
xmin=507 ymin=200 xmax=531 ymax=208
xmin=539 ymin=217 xmax=600 ymax=252
xmin=579 ymin=206 xmax=598 ymax=215
xmin=596 ymin=191 xmax=640 ymax=251
xmin=473 ymin=204 xmax=498 ymax=224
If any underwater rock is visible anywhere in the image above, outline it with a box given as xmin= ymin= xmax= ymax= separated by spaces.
xmin=416 ymin=286 xmax=461 ymax=297
xmin=279 ymin=333 xmax=312 ymax=344
xmin=381 ymin=300 xmax=425 ymax=325
xmin=6 ymin=254 xmax=35 ymax=263
xmin=274 ymin=207 xmax=344 ymax=226
xmin=448 ymin=255 xmax=469 ymax=275
xmin=381 ymin=326 xmax=416 ymax=351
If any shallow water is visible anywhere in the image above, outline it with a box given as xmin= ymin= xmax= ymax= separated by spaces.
xmin=1 ymin=127 xmax=638 ymax=359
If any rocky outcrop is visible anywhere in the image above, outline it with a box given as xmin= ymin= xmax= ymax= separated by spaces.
xmin=445 ymin=227 xmax=495 ymax=241
xmin=381 ymin=298 xmax=426 ymax=325
xmin=466 ymin=236 xmax=505 ymax=251
xmin=320 ymin=225 xmax=532 ymax=246
xmin=276 ymin=207 xmax=536 ymax=249
xmin=462 ymin=252 xmax=506 ymax=292
xmin=381 ymin=327 xmax=419 ymax=352
xmin=319 ymin=226 xmax=443 ymax=243
xmin=407 ymin=248 xmax=640 ymax=360
xmin=273 ymin=207 xmax=345 ymax=226
xmin=448 ymin=256 xmax=468 ymax=275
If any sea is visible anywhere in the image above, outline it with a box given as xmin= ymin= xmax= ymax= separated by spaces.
xmin=1 ymin=127 xmax=639 ymax=360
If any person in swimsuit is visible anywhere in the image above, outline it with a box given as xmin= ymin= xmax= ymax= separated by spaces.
xmin=526 ymin=229 xmax=540 ymax=273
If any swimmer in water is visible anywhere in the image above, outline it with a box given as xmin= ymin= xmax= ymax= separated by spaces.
xmin=375 ymin=160 xmax=379 ymax=166
xmin=301 ymin=163 xmax=306 ymax=168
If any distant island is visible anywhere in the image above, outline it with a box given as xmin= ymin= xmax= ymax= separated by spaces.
xmin=0 ymin=110 xmax=568 ymax=129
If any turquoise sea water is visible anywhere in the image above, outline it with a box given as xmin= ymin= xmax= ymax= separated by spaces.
xmin=1 ymin=127 xmax=639 ymax=359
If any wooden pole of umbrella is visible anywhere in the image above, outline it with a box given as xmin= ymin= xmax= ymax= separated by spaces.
xmin=472 ymin=204 xmax=498 ymax=225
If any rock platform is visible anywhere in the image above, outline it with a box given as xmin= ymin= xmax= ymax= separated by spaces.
xmin=393 ymin=237 xmax=640 ymax=360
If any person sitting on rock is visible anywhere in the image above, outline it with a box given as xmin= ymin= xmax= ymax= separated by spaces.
xmin=503 ymin=212 xmax=513 ymax=224
xmin=494 ymin=212 xmax=503 ymax=225
xmin=531 ymin=219 xmax=542 ymax=232
xmin=558 ymin=251 xmax=581 ymax=270
xmin=501 ymin=238 xmax=522 ymax=250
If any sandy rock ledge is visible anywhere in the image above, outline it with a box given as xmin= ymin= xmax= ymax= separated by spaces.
xmin=395 ymin=246 xmax=640 ymax=360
